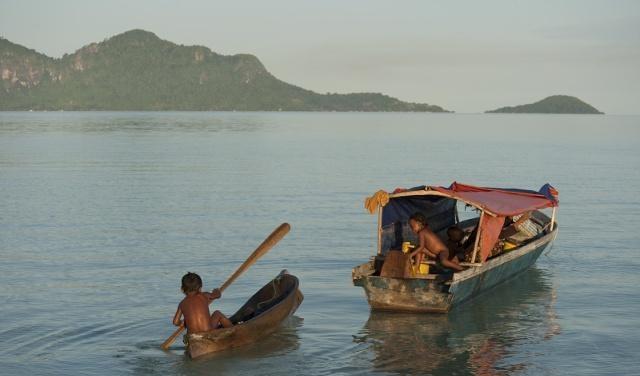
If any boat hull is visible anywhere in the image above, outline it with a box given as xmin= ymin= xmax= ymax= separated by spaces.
xmin=187 ymin=272 xmax=303 ymax=358
xmin=353 ymin=228 xmax=556 ymax=312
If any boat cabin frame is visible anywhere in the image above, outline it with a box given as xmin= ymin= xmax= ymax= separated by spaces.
xmin=371 ymin=183 xmax=559 ymax=268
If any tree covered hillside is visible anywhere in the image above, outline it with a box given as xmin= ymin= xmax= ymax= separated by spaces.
xmin=0 ymin=30 xmax=448 ymax=112
xmin=486 ymin=95 xmax=603 ymax=114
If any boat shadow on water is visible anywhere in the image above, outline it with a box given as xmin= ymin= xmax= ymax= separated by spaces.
xmin=352 ymin=267 xmax=560 ymax=375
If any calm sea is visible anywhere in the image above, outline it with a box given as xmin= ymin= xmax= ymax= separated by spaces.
xmin=0 ymin=112 xmax=638 ymax=375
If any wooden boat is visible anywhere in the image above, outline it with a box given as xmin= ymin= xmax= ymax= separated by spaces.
xmin=187 ymin=270 xmax=303 ymax=358
xmin=353 ymin=182 xmax=559 ymax=313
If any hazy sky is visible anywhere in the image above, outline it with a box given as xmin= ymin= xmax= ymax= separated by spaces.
xmin=2 ymin=0 xmax=639 ymax=113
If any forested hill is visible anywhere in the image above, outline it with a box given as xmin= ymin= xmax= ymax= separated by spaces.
xmin=0 ymin=30 xmax=448 ymax=112
xmin=485 ymin=95 xmax=603 ymax=114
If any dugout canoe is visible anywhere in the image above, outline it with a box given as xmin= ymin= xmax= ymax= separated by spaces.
xmin=187 ymin=270 xmax=303 ymax=359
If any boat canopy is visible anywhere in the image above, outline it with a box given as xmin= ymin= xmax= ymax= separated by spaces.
xmin=368 ymin=182 xmax=558 ymax=263
xmin=427 ymin=182 xmax=559 ymax=217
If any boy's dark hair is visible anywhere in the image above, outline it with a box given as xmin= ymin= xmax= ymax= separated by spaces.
xmin=409 ymin=212 xmax=428 ymax=226
xmin=181 ymin=272 xmax=202 ymax=293
xmin=447 ymin=226 xmax=464 ymax=240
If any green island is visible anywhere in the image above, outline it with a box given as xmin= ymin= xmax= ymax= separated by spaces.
xmin=486 ymin=95 xmax=603 ymax=114
xmin=0 ymin=30 xmax=448 ymax=112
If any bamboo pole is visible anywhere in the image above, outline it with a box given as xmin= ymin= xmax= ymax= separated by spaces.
xmin=377 ymin=206 xmax=382 ymax=255
xmin=469 ymin=211 xmax=484 ymax=264
xmin=459 ymin=262 xmax=483 ymax=267
xmin=550 ymin=207 xmax=556 ymax=231
xmin=454 ymin=203 xmax=459 ymax=224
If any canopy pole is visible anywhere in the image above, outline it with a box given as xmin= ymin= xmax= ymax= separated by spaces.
xmin=377 ymin=206 xmax=382 ymax=255
xmin=550 ymin=207 xmax=556 ymax=231
xmin=469 ymin=211 xmax=484 ymax=264
xmin=454 ymin=203 xmax=459 ymax=224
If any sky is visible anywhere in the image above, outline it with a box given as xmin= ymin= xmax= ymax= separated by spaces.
xmin=1 ymin=0 xmax=639 ymax=114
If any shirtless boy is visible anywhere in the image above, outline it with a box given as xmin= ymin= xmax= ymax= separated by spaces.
xmin=408 ymin=213 xmax=464 ymax=272
xmin=172 ymin=272 xmax=233 ymax=333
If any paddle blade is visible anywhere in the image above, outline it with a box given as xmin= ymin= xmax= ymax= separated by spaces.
xmin=161 ymin=324 xmax=184 ymax=350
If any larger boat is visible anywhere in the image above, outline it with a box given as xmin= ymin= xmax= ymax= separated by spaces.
xmin=352 ymin=182 xmax=559 ymax=312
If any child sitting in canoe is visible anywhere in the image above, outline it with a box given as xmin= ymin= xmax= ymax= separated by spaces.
xmin=172 ymin=272 xmax=233 ymax=333
xmin=408 ymin=213 xmax=464 ymax=272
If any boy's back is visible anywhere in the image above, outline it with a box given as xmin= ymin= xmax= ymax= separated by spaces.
xmin=179 ymin=293 xmax=216 ymax=333
xmin=173 ymin=272 xmax=233 ymax=334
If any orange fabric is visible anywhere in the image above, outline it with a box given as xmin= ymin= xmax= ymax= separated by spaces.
xmin=479 ymin=215 xmax=505 ymax=262
xmin=364 ymin=190 xmax=390 ymax=214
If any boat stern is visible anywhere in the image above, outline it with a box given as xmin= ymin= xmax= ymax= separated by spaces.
xmin=353 ymin=261 xmax=452 ymax=313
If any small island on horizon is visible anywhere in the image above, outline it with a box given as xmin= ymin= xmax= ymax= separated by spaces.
xmin=485 ymin=95 xmax=604 ymax=114
xmin=0 ymin=30 xmax=449 ymax=112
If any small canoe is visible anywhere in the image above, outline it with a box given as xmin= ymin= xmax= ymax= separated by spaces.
xmin=186 ymin=270 xmax=303 ymax=359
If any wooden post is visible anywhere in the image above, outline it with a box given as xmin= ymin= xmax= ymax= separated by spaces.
xmin=454 ymin=204 xmax=459 ymax=224
xmin=550 ymin=207 xmax=556 ymax=231
xmin=469 ymin=211 xmax=484 ymax=264
xmin=377 ymin=206 xmax=382 ymax=255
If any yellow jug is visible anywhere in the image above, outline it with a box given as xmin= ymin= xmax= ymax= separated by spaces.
xmin=503 ymin=241 xmax=517 ymax=251
xmin=413 ymin=262 xmax=429 ymax=275
xmin=402 ymin=242 xmax=415 ymax=253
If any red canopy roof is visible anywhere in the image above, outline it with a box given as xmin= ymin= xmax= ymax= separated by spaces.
xmin=430 ymin=182 xmax=558 ymax=217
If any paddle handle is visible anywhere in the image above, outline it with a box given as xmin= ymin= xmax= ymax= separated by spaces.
xmin=219 ymin=223 xmax=290 ymax=292
xmin=160 ymin=223 xmax=290 ymax=350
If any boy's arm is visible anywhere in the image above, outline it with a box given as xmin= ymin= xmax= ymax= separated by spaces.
xmin=172 ymin=305 xmax=183 ymax=327
xmin=202 ymin=288 xmax=222 ymax=302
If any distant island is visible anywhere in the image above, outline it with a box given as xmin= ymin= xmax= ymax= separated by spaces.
xmin=486 ymin=95 xmax=603 ymax=114
xmin=0 ymin=30 xmax=448 ymax=112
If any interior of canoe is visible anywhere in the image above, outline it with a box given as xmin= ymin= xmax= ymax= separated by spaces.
xmin=228 ymin=273 xmax=297 ymax=325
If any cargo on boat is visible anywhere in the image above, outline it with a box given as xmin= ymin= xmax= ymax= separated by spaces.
xmin=187 ymin=270 xmax=303 ymax=358
xmin=353 ymin=182 xmax=559 ymax=312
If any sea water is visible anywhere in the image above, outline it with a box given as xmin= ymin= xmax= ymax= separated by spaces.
xmin=0 ymin=112 xmax=638 ymax=375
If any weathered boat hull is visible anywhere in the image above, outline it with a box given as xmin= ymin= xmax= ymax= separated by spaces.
xmin=187 ymin=272 xmax=303 ymax=359
xmin=353 ymin=228 xmax=557 ymax=312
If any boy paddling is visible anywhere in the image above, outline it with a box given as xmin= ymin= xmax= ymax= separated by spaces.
xmin=173 ymin=272 xmax=233 ymax=333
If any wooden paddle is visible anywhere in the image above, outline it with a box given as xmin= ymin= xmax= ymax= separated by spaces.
xmin=160 ymin=222 xmax=291 ymax=350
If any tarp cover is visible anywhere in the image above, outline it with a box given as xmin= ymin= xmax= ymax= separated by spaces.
xmin=380 ymin=194 xmax=456 ymax=254
xmin=430 ymin=182 xmax=558 ymax=217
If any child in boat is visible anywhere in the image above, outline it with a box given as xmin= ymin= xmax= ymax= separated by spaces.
xmin=446 ymin=226 xmax=466 ymax=261
xmin=172 ymin=272 xmax=233 ymax=333
xmin=408 ymin=213 xmax=464 ymax=272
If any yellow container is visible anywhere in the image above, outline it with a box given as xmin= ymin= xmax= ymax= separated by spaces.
xmin=402 ymin=242 xmax=414 ymax=253
xmin=503 ymin=241 xmax=517 ymax=251
xmin=413 ymin=263 xmax=429 ymax=275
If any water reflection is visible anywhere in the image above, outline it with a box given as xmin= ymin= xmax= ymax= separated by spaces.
xmin=354 ymin=268 xmax=559 ymax=375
